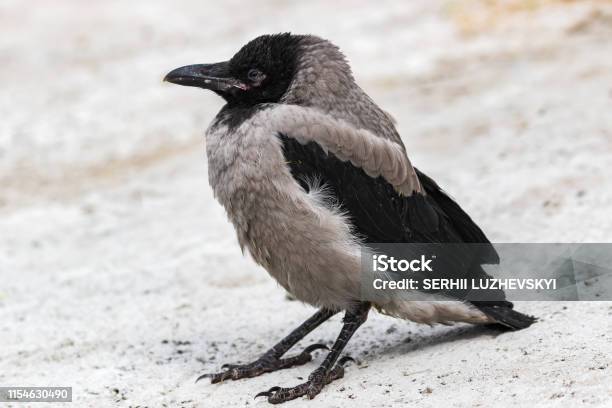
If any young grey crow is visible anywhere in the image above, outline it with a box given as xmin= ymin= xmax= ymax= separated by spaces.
xmin=165 ymin=33 xmax=535 ymax=404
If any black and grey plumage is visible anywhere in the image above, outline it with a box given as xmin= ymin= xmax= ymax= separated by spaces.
xmin=165 ymin=33 xmax=536 ymax=404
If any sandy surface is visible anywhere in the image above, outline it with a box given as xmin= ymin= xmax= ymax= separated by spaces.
xmin=1 ymin=1 xmax=611 ymax=407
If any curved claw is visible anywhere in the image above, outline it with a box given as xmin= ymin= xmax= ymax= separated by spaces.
xmin=303 ymin=343 xmax=329 ymax=354
xmin=195 ymin=373 xmax=213 ymax=383
xmin=337 ymin=355 xmax=356 ymax=366
xmin=254 ymin=386 xmax=281 ymax=399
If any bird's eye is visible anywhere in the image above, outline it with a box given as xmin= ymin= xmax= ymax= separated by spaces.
xmin=247 ymin=68 xmax=264 ymax=82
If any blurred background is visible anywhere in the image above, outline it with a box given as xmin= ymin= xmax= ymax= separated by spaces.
xmin=1 ymin=1 xmax=611 ymax=407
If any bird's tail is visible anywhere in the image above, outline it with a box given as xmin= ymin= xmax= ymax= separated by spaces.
xmin=474 ymin=303 xmax=537 ymax=331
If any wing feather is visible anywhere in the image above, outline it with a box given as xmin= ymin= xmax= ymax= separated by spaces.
xmin=257 ymin=105 xmax=422 ymax=195
xmin=278 ymin=131 xmax=506 ymax=304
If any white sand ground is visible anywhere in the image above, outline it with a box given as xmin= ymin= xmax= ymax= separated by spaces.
xmin=1 ymin=1 xmax=611 ymax=407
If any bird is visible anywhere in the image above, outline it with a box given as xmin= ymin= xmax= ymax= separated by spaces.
xmin=164 ymin=33 xmax=536 ymax=404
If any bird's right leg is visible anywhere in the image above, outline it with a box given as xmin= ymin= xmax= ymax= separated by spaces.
xmin=198 ymin=308 xmax=337 ymax=383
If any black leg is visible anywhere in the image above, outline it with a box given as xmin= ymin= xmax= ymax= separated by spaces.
xmin=198 ymin=308 xmax=337 ymax=383
xmin=256 ymin=302 xmax=371 ymax=404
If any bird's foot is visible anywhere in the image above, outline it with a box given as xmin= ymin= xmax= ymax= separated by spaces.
xmin=254 ymin=356 xmax=354 ymax=404
xmin=197 ymin=343 xmax=328 ymax=384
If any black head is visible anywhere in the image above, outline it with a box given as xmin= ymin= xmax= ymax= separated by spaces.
xmin=164 ymin=33 xmax=303 ymax=106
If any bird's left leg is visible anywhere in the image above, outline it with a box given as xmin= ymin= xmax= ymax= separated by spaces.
xmin=256 ymin=302 xmax=370 ymax=404
xmin=198 ymin=308 xmax=336 ymax=383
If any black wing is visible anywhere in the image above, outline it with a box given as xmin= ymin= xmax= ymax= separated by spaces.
xmin=279 ymin=133 xmax=507 ymax=304
xmin=280 ymin=134 xmax=494 ymax=249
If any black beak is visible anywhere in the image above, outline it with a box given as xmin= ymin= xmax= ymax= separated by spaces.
xmin=164 ymin=62 xmax=247 ymax=92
